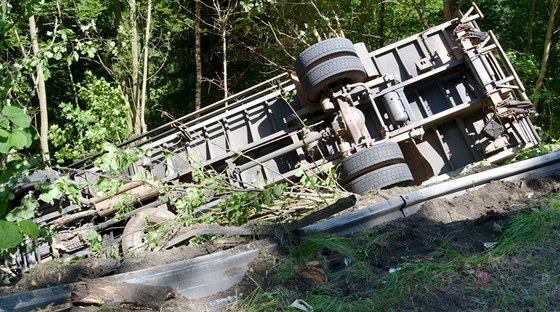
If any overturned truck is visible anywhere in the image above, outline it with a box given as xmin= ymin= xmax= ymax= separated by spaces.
xmin=11 ymin=5 xmax=540 ymax=271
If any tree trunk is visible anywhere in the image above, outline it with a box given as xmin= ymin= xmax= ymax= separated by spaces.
xmin=28 ymin=15 xmax=50 ymax=163
xmin=112 ymin=0 xmax=132 ymax=132
xmin=2 ymin=0 xmax=6 ymax=19
xmin=534 ymin=0 xmax=560 ymax=97
xmin=444 ymin=0 xmax=452 ymax=21
xmin=377 ymin=0 xmax=385 ymax=48
xmin=443 ymin=0 xmax=465 ymax=21
xmin=546 ymin=2 xmax=560 ymax=131
xmin=213 ymin=0 xmax=229 ymax=98
xmin=140 ymin=0 xmax=152 ymax=134
xmin=129 ymin=0 xmax=141 ymax=135
xmin=195 ymin=0 xmax=202 ymax=112
xmin=113 ymin=0 xmax=121 ymax=33
xmin=222 ymin=27 xmax=228 ymax=98
xmin=412 ymin=0 xmax=430 ymax=30
xmin=71 ymin=280 xmax=174 ymax=309
xmin=527 ymin=0 xmax=536 ymax=52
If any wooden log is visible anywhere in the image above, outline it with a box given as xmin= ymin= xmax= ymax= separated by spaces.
xmin=71 ymin=280 xmax=175 ymax=310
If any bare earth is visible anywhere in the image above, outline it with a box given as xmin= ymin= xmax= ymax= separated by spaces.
xmin=2 ymin=174 xmax=560 ymax=311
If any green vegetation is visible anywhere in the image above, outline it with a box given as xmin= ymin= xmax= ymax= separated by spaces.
xmin=49 ymin=72 xmax=130 ymax=163
xmin=148 ymin=161 xmax=345 ymax=250
xmin=1 ymin=0 xmax=559 ymax=165
xmin=236 ymin=193 xmax=560 ymax=311
xmin=0 ymin=5 xmax=557 ymax=190
xmin=510 ymin=139 xmax=560 ymax=162
xmin=0 ymin=0 xmax=560 ymax=304
xmin=0 ymin=105 xmax=41 ymax=253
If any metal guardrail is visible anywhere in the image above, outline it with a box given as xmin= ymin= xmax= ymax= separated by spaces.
xmin=302 ymin=151 xmax=560 ymax=235
xmin=2 ymin=152 xmax=559 ymax=311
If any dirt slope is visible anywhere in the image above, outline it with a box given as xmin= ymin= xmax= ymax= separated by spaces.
xmin=2 ymin=175 xmax=560 ymax=311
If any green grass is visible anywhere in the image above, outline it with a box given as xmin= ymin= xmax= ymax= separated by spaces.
xmin=306 ymin=294 xmax=376 ymax=312
xmin=234 ymin=286 xmax=288 ymax=312
xmin=509 ymin=139 xmax=560 ymax=162
xmin=268 ymin=260 xmax=296 ymax=286
xmin=236 ymin=193 xmax=560 ymax=311
xmin=498 ymin=194 xmax=560 ymax=251
xmin=292 ymin=233 xmax=358 ymax=261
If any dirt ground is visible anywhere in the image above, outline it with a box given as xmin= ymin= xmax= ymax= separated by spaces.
xmin=225 ymin=175 xmax=560 ymax=311
xmin=365 ymin=177 xmax=560 ymax=275
xmin=2 ymin=174 xmax=560 ymax=311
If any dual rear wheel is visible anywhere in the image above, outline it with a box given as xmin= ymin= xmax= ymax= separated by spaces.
xmin=294 ymin=38 xmax=367 ymax=103
xmin=338 ymin=143 xmax=413 ymax=195
xmin=295 ymin=40 xmax=413 ymax=194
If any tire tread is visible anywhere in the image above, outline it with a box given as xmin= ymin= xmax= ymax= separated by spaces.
xmin=338 ymin=143 xmax=404 ymax=183
xmin=344 ymin=163 xmax=413 ymax=195
xmin=294 ymin=38 xmax=357 ymax=78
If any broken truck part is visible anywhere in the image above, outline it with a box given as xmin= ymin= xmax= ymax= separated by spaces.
xmin=5 ymin=4 xmax=540 ymax=273
xmin=3 ymin=153 xmax=560 ymax=312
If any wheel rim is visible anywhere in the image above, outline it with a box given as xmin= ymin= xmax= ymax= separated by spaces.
xmin=121 ymin=207 xmax=176 ymax=253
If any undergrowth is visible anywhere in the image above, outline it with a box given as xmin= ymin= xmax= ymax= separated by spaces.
xmin=234 ymin=193 xmax=560 ymax=311
xmin=509 ymin=138 xmax=560 ymax=162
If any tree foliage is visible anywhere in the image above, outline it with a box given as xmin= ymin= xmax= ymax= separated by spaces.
xmin=48 ymin=71 xmax=130 ymax=163
xmin=0 ymin=105 xmax=38 ymax=251
xmin=0 ymin=0 xmax=560 ymax=259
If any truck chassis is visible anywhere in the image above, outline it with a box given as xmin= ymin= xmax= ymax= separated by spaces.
xmin=7 ymin=5 xmax=540 ymax=272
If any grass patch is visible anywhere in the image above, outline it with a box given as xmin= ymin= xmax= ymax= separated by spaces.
xmin=268 ymin=260 xmax=296 ymax=285
xmin=306 ymin=294 xmax=376 ymax=312
xmin=497 ymin=194 xmax=560 ymax=253
xmin=292 ymin=233 xmax=358 ymax=261
xmin=232 ymin=286 xmax=288 ymax=312
xmin=237 ymin=193 xmax=560 ymax=311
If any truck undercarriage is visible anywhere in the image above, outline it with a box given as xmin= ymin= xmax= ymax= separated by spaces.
xmin=4 ymin=4 xmax=540 ymax=276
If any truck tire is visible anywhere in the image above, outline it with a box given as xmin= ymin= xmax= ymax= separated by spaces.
xmin=301 ymin=55 xmax=367 ymax=102
xmin=121 ymin=207 xmax=176 ymax=253
xmin=343 ymin=163 xmax=413 ymax=195
xmin=294 ymin=38 xmax=357 ymax=78
xmin=338 ymin=143 xmax=405 ymax=184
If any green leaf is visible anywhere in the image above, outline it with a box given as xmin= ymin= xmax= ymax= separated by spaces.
xmin=0 ymin=129 xmax=9 ymax=139
xmin=87 ymin=47 xmax=95 ymax=58
xmin=263 ymin=191 xmax=273 ymax=205
xmin=18 ymin=219 xmax=40 ymax=238
xmin=0 ymin=142 xmax=10 ymax=154
xmin=42 ymin=67 xmax=50 ymax=81
xmin=87 ymin=229 xmax=100 ymax=242
xmin=38 ymin=192 xmax=53 ymax=204
xmin=0 ymin=129 xmax=10 ymax=154
xmin=2 ymin=106 xmax=31 ymax=128
xmin=272 ymin=184 xmax=284 ymax=197
xmin=6 ymin=197 xmax=37 ymax=222
xmin=9 ymin=129 xmax=32 ymax=149
xmin=0 ymin=220 xmax=23 ymax=249
xmin=0 ymin=116 xmax=10 ymax=129
xmin=0 ymin=200 xmax=7 ymax=217
xmin=38 ymin=187 xmax=62 ymax=204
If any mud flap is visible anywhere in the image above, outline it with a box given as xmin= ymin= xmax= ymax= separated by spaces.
xmin=399 ymin=140 xmax=434 ymax=184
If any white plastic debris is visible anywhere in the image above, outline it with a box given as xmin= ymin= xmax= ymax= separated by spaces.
xmin=343 ymin=257 xmax=352 ymax=268
xmin=290 ymin=299 xmax=314 ymax=311
xmin=483 ymin=242 xmax=499 ymax=249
